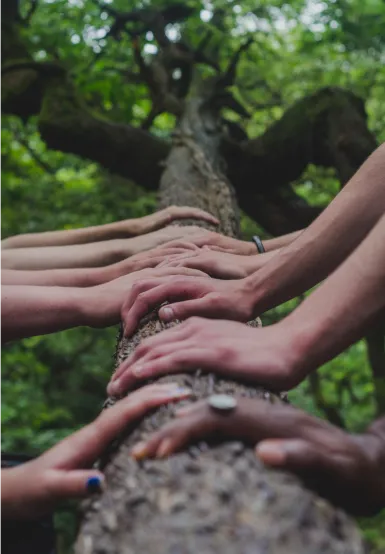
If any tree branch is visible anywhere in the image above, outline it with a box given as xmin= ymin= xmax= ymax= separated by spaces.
xmin=21 ymin=0 xmax=39 ymax=26
xmin=224 ymin=87 xmax=377 ymax=233
xmin=2 ymin=11 xmax=376 ymax=236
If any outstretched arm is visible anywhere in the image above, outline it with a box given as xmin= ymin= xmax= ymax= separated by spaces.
xmin=1 ymin=266 xmax=205 ymax=343
xmin=248 ymin=142 xmax=385 ymax=314
xmin=1 ymin=242 xmax=200 ymax=287
xmin=1 ymin=225 xmax=210 ymax=270
xmin=112 ymin=213 xmax=385 ymax=396
xmin=117 ymin=142 xmax=385 ymax=333
xmin=1 ymin=206 xmax=218 ymax=249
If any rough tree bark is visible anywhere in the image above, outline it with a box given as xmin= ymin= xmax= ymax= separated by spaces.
xmin=75 ymin=73 xmax=365 ymax=554
xmin=1 ymin=6 xmax=372 ymax=551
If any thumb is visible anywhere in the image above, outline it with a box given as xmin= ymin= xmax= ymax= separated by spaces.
xmin=255 ymin=439 xmax=324 ymax=473
xmin=47 ymin=469 xmax=105 ymax=501
xmin=159 ymin=297 xmax=215 ymax=322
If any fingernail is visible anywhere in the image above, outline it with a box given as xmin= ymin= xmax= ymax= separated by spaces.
xmin=107 ymin=379 xmax=121 ymax=397
xmin=170 ymin=387 xmax=191 ymax=398
xmin=256 ymin=442 xmax=287 ymax=466
xmin=86 ymin=475 xmax=105 ymax=494
xmin=131 ymin=441 xmax=148 ymax=460
xmin=132 ymin=365 xmax=144 ymax=377
xmin=160 ymin=307 xmax=174 ymax=322
xmin=156 ymin=438 xmax=173 ymax=458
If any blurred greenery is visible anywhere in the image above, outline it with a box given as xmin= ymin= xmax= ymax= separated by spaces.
xmin=2 ymin=0 xmax=385 ymax=551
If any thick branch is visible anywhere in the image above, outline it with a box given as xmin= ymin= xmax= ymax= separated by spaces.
xmin=2 ymin=16 xmax=376 ymax=235
xmin=225 ymin=86 xmax=377 ymax=233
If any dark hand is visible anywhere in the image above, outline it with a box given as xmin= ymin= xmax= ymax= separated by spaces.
xmin=131 ymin=398 xmax=385 ymax=516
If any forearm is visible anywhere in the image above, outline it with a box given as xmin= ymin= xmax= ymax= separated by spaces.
xmin=280 ymin=214 xmax=385 ymax=382
xmin=247 ymin=143 xmax=385 ymax=314
xmin=1 ymin=228 xmax=197 ymax=270
xmin=1 ymin=285 xmax=91 ymax=342
xmin=1 ymin=266 xmax=116 ymax=287
xmin=1 ymin=239 xmax=129 ymax=270
xmin=243 ymin=249 xmax=281 ymax=275
xmin=1 ymin=221 xmax=135 ymax=250
xmin=263 ymin=230 xmax=303 ymax=252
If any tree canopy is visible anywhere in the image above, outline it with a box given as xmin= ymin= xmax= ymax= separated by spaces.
xmin=2 ymin=0 xmax=385 ymax=551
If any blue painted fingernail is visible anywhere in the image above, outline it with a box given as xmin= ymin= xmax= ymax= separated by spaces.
xmin=86 ymin=476 xmax=104 ymax=494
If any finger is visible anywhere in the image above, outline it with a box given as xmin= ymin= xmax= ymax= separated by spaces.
xmin=110 ymin=323 xmax=193 ymax=384
xmin=109 ymin=348 xmax=214 ymax=396
xmin=45 ymin=469 xmax=106 ymax=501
xmin=41 ymin=384 xmax=191 ymax=469
xmin=159 ymin=295 xmax=221 ymax=323
xmin=160 ymin=241 xmax=200 ymax=252
xmin=255 ymin=439 xmax=363 ymax=511
xmin=172 ymin=207 xmax=219 ymax=226
xmin=108 ymin=340 xmax=184 ymax=392
xmin=131 ymin=404 xmax=217 ymax=460
xmin=158 ymin=252 xmax=200 ymax=267
xmin=122 ymin=278 xmax=166 ymax=319
xmin=155 ymin=267 xmax=208 ymax=278
xmin=123 ymin=280 xmax=205 ymax=336
xmin=257 ymin=439 xmax=357 ymax=479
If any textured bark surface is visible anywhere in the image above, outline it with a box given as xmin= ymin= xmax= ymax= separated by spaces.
xmin=75 ymin=81 xmax=365 ymax=554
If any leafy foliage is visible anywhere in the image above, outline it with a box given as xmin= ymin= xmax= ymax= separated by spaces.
xmin=2 ymin=0 xmax=385 ymax=551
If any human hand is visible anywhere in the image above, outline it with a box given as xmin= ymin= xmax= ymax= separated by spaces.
xmin=88 ymin=266 xmax=209 ymax=328
xmin=158 ymin=250 xmax=257 ymax=279
xmin=120 ymin=273 xmax=255 ymax=337
xmin=130 ymin=206 xmax=219 ymax=235
xmin=1 ymin=383 xmax=191 ymax=520
xmin=108 ymin=319 xmax=297 ymax=397
xmin=131 ymin=398 xmax=385 ymax=516
xmin=135 ymin=227 xmax=256 ymax=255
xmin=110 ymin=241 xmax=201 ymax=280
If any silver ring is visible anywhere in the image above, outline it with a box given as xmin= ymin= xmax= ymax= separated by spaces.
xmin=208 ymin=394 xmax=237 ymax=413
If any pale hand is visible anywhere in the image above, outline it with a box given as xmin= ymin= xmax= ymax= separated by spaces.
xmin=130 ymin=206 xmax=219 ymax=235
xmin=88 ymin=266 xmax=210 ymax=328
xmin=158 ymin=250 xmax=255 ymax=279
xmin=108 ymin=319 xmax=298 ymax=397
xmin=120 ymin=274 xmax=255 ymax=337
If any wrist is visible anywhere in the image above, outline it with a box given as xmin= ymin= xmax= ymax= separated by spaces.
xmin=1 ymin=467 xmax=32 ymax=520
xmin=274 ymin=314 xmax=327 ymax=385
xmin=79 ymin=285 xmax=120 ymax=328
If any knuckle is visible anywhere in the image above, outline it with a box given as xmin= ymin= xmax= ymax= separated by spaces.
xmin=208 ymin=292 xmax=223 ymax=307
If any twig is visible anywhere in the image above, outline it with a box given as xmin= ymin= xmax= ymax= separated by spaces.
xmin=221 ymin=38 xmax=253 ymax=87
xmin=22 ymin=0 xmax=39 ymax=25
xmin=13 ymin=129 xmax=56 ymax=175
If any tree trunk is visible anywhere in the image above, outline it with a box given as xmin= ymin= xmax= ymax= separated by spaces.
xmin=75 ymin=78 xmax=364 ymax=554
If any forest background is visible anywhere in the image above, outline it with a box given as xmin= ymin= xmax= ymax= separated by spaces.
xmin=2 ymin=0 xmax=385 ymax=551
